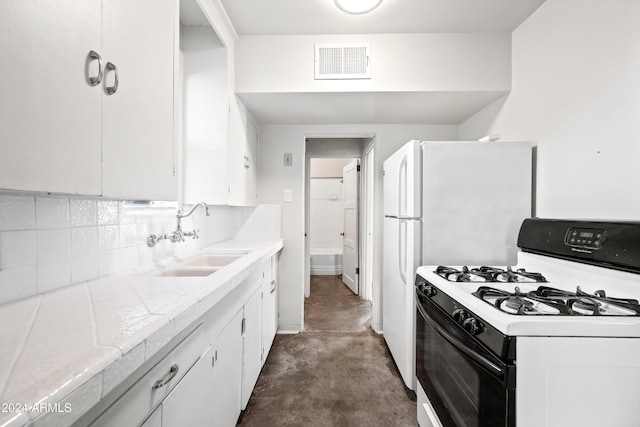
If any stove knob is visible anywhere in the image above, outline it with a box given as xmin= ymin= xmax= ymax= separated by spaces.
xmin=463 ymin=318 xmax=482 ymax=335
xmin=423 ymin=285 xmax=436 ymax=297
xmin=452 ymin=308 xmax=466 ymax=323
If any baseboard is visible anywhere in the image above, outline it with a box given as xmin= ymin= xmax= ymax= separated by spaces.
xmin=310 ymin=265 xmax=343 ymax=275
xmin=277 ymin=325 xmax=302 ymax=334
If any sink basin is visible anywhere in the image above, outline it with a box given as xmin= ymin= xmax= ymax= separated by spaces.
xmin=152 ymin=267 xmax=220 ymax=277
xmin=181 ymin=253 xmax=246 ymax=268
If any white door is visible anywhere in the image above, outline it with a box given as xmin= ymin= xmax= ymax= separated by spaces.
xmin=342 ymin=160 xmax=359 ymax=294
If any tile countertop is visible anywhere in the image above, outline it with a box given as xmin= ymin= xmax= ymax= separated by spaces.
xmin=0 ymin=239 xmax=284 ymax=427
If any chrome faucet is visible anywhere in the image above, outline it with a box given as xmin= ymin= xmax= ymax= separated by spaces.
xmin=147 ymin=202 xmax=210 ymax=247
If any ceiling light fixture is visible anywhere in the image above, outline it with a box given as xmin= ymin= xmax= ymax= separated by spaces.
xmin=334 ymin=0 xmax=383 ymax=15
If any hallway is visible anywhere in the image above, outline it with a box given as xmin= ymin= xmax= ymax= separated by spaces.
xmin=240 ymin=275 xmax=417 ymax=426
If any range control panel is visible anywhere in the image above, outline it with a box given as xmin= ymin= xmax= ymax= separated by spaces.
xmin=565 ymin=227 xmax=606 ymax=250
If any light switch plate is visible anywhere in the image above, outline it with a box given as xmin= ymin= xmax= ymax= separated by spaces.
xmin=284 ymin=189 xmax=292 ymax=202
xmin=283 ymin=153 xmax=292 ymax=166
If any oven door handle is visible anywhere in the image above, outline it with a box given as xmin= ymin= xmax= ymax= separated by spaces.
xmin=417 ymin=301 xmax=505 ymax=380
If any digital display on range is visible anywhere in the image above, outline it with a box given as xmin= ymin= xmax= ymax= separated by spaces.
xmin=566 ymin=228 xmax=605 ymax=250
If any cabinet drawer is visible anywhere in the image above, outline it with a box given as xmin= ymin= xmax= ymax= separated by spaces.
xmin=91 ymin=324 xmax=206 ymax=427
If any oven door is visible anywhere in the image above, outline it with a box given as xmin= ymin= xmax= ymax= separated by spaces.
xmin=416 ymin=293 xmax=515 ymax=427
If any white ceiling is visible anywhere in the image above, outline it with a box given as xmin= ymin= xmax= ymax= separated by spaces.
xmin=216 ymin=0 xmax=546 ymax=125
xmin=219 ymin=0 xmax=546 ymax=35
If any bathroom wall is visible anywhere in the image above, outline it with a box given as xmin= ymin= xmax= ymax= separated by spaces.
xmin=309 ymin=178 xmax=344 ymax=251
xmin=0 ymin=193 xmax=281 ymax=305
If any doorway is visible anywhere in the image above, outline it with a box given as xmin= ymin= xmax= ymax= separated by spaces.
xmin=308 ymin=157 xmax=358 ymax=293
xmin=303 ymin=136 xmax=375 ymax=309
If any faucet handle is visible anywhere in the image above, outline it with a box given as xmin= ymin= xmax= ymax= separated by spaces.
xmin=183 ymin=229 xmax=200 ymax=240
xmin=147 ymin=234 xmax=158 ymax=248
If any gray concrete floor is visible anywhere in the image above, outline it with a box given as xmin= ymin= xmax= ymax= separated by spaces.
xmin=240 ymin=275 xmax=417 ymax=426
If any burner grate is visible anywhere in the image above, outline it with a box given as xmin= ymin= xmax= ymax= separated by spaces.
xmin=472 ymin=285 xmax=640 ymax=316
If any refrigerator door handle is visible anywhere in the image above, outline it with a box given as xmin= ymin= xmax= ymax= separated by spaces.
xmin=398 ymin=155 xmax=408 ymax=217
xmin=399 ymin=219 xmax=407 ymax=285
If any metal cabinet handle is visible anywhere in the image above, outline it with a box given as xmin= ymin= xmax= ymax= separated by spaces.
xmin=270 ymin=280 xmax=276 ymax=293
xmin=87 ymin=50 xmax=103 ymax=86
xmin=152 ymin=364 xmax=179 ymax=390
xmin=105 ymin=62 xmax=119 ymax=95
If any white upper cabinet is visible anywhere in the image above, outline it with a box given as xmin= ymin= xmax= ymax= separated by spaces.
xmin=0 ymin=0 xmax=177 ymax=200
xmin=101 ymin=0 xmax=177 ymax=200
xmin=0 ymin=0 xmax=103 ymax=195
xmin=227 ymin=96 xmax=258 ymax=207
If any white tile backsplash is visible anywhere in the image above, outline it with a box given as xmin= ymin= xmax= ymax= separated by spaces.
xmin=71 ymin=227 xmax=99 ymax=257
xmin=98 ymin=225 xmax=119 ymax=251
xmin=70 ymin=199 xmax=97 ymax=227
xmin=37 ymin=259 xmax=71 ymax=293
xmin=0 ymin=266 xmax=37 ymax=303
xmin=35 ymin=197 xmax=69 ymax=229
xmin=0 ymin=195 xmax=35 ymax=231
xmin=71 ymin=253 xmax=100 ymax=284
xmin=0 ymin=194 xmax=281 ymax=305
xmin=97 ymin=200 xmax=119 ymax=225
xmin=37 ymin=229 xmax=70 ymax=263
xmin=0 ymin=230 xmax=36 ymax=269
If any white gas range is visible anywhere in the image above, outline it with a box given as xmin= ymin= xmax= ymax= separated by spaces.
xmin=414 ymin=219 xmax=640 ymax=427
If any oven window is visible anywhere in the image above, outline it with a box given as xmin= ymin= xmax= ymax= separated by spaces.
xmin=416 ymin=303 xmax=514 ymax=427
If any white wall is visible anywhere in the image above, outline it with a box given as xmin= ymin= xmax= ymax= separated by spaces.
xmin=309 ymin=178 xmax=344 ymax=251
xmin=310 ymin=158 xmax=353 ymax=178
xmin=460 ymin=0 xmax=640 ymax=219
xmin=258 ymin=124 xmax=458 ymax=333
xmin=235 ymin=33 xmax=511 ymax=92
xmin=181 ymin=24 xmax=229 ymax=204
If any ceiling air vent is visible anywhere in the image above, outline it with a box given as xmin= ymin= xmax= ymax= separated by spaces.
xmin=314 ymin=43 xmax=371 ymax=80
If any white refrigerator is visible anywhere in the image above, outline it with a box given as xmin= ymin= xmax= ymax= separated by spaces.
xmin=382 ymin=140 xmax=532 ymax=390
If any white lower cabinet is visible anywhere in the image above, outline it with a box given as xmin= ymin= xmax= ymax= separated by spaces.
xmin=90 ymin=325 xmax=207 ymax=427
xmin=262 ymin=256 xmax=279 ymax=361
xmin=140 ymin=407 xmax=162 ymax=427
xmin=241 ymin=287 xmax=263 ymax=409
xmin=89 ymin=254 xmax=280 ymax=427
xmin=160 ymin=345 xmax=215 ymax=427
xmin=211 ymin=309 xmax=243 ymax=426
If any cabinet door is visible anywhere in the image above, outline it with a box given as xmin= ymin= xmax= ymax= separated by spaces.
xmin=261 ymin=259 xmax=277 ymax=362
xmin=227 ymin=95 xmax=249 ymax=206
xmin=162 ymin=346 xmax=215 ymax=427
xmin=0 ymin=0 xmax=102 ymax=195
xmin=242 ymin=286 xmax=263 ymax=409
xmin=212 ymin=309 xmax=243 ymax=426
xmin=245 ymin=119 xmax=259 ymax=206
xmin=140 ymin=406 xmax=161 ymax=427
xmin=101 ymin=0 xmax=177 ymax=200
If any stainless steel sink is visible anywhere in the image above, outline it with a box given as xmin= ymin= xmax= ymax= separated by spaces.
xmin=153 ymin=267 xmax=220 ymax=277
xmin=181 ymin=253 xmax=247 ymax=268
